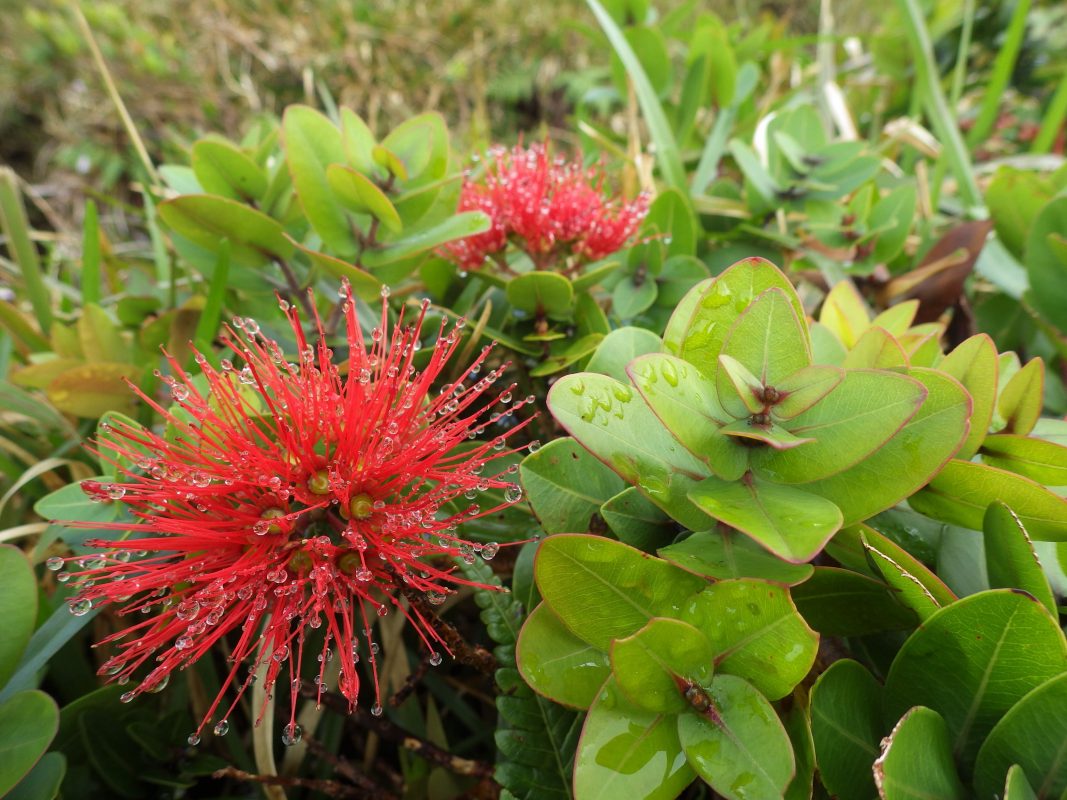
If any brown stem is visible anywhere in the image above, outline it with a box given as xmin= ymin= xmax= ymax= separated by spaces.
xmin=399 ymin=585 xmax=498 ymax=675
xmin=213 ymin=765 xmax=365 ymax=799
xmin=302 ymin=735 xmax=397 ymax=799
xmin=389 ymin=658 xmax=430 ymax=708
xmin=274 ymin=258 xmax=314 ymax=318
xmin=304 ymin=685 xmax=494 ymax=778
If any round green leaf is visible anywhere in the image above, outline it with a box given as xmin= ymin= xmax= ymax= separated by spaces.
xmin=191 ymin=138 xmax=267 ymax=202
xmin=599 ymin=487 xmax=677 ymax=552
xmin=158 ymin=194 xmax=294 ymax=266
xmin=628 ymin=353 xmax=746 ymax=482
xmin=548 ymin=372 xmax=713 ymax=531
xmin=325 ymin=164 xmax=402 ymax=232
xmin=663 ymin=258 xmax=805 ymax=376
xmin=911 ymin=459 xmax=1067 ymax=541
xmin=0 ymin=690 xmax=60 ymax=796
xmin=810 ymin=659 xmax=884 ymax=800
xmin=798 ymin=367 xmax=971 ymax=525
xmin=658 ymin=529 xmax=814 ymax=585
xmin=517 ymin=603 xmax=610 ymax=710
xmin=681 ymin=579 xmax=817 ymax=700
xmin=610 ymin=618 xmax=714 ymax=713
xmin=586 ymin=327 xmax=663 ymax=383
xmin=874 ymin=707 xmax=966 ymax=799
xmin=792 ymin=567 xmax=919 ymax=636
xmin=575 ymin=676 xmax=695 ymax=800
xmin=0 ymin=545 xmax=36 ymax=688
xmin=506 ymin=272 xmax=575 ymax=318
xmin=688 ymin=475 xmax=843 ymax=563
xmin=884 ymin=589 xmax=1067 ymax=774
xmin=283 ymin=105 xmax=358 ymax=255
xmin=717 ymin=288 xmax=812 ymax=397
xmin=939 ymin=334 xmax=998 ymax=459
xmin=520 ymin=438 xmax=625 ymax=535
xmin=984 ymin=502 xmax=1058 ymax=617
xmin=612 ymin=276 xmax=658 ymax=319
xmin=974 ymin=673 xmax=1067 ymax=799
xmin=534 ymin=534 xmax=706 ymax=651
xmin=1025 ymin=195 xmax=1067 ymax=331
xmin=5 ymin=751 xmax=65 ymax=800
xmin=980 ymin=434 xmax=1067 ymax=485
xmin=677 ymin=674 xmax=795 ymax=800
xmin=752 ymin=369 xmax=926 ymax=484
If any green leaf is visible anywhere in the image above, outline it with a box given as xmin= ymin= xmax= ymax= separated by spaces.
xmin=361 ymin=211 xmax=490 ymax=268
xmin=819 ymin=281 xmax=870 ymax=349
xmin=506 ymin=272 xmax=574 ymax=318
xmin=973 ymin=672 xmax=1067 ymax=800
xmin=677 ymin=675 xmax=795 ymax=800
xmin=600 ymin=487 xmax=676 ymax=552
xmin=844 ymin=524 xmax=957 ymax=607
xmin=983 ymin=502 xmax=1057 ymax=617
xmin=0 ymin=690 xmax=60 ymax=796
xmin=609 ymin=25 xmax=671 ymax=97
xmin=658 ymin=529 xmax=813 ymax=585
xmin=939 ymin=334 xmax=998 ymax=459
xmin=158 ymin=194 xmax=294 ymax=266
xmin=586 ymin=328 xmax=662 ymax=383
xmin=0 ymin=545 xmax=36 ymax=688
xmin=810 ymin=659 xmax=883 ymax=800
xmin=719 ymin=418 xmax=814 ymax=450
xmin=875 ymin=707 xmax=966 ymax=799
xmin=719 ymin=287 xmax=812 ymax=391
xmin=792 ymin=567 xmax=919 ymax=636
xmin=681 ymin=579 xmax=817 ymax=700
xmin=884 ymin=590 xmax=1067 ymax=774
xmin=521 ymin=438 xmax=625 ymax=535
xmin=282 ymin=105 xmax=358 ymax=255
xmin=981 ymin=434 xmax=1067 ymax=485
xmin=910 ymin=459 xmax=1067 ymax=540
xmin=997 ymin=357 xmax=1044 ymax=435
xmin=871 ymin=185 xmax=917 ymax=263
xmin=548 ymin=372 xmax=713 ymax=530
xmin=517 ymin=603 xmax=610 ymax=710
xmin=611 ymin=618 xmax=714 ymax=713
xmin=325 ymin=164 xmax=402 ymax=233
xmin=586 ymin=0 xmax=686 ymax=191
xmin=688 ymin=475 xmax=843 ymax=563
xmin=380 ymin=113 xmax=449 ymax=186
xmin=841 ymin=326 xmax=908 ymax=370
xmin=729 ymin=139 xmax=779 ymax=208
xmin=612 ymin=276 xmax=657 ymax=319
xmin=575 ymin=676 xmax=694 ymax=800
xmin=530 ymin=334 xmax=605 ymax=378
xmin=642 ymin=188 xmax=697 ymax=258
xmin=752 ymin=369 xmax=926 ymax=484
xmin=45 ymin=362 xmax=139 ymax=419
xmin=285 ymin=236 xmax=382 ymax=301
xmin=534 ymin=534 xmax=705 ymax=651
xmin=191 ymin=138 xmax=267 ymax=202
xmin=78 ymin=304 xmax=129 ymax=364
xmin=863 ymin=543 xmax=942 ymax=621
xmin=1025 ymin=196 xmax=1067 ymax=330
xmin=1003 ymin=763 xmax=1039 ymax=800
xmin=772 ymin=364 xmax=844 ymax=420
xmin=6 ymin=752 xmax=65 ymax=800
xmin=629 ymin=353 xmax=746 ymax=481
xmin=663 ymin=258 xmax=805 ymax=376
xmin=798 ymin=368 xmax=971 ymax=525
xmin=986 ymin=167 xmax=1061 ymax=257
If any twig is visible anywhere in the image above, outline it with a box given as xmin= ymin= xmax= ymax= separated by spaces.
xmin=303 ymin=685 xmax=494 ymax=778
xmin=400 ymin=585 xmax=498 ymax=675
xmin=388 ymin=658 xmax=429 ymax=708
xmin=273 ymin=258 xmax=315 ymax=318
xmin=213 ymin=766 xmax=363 ymax=799
xmin=302 ymin=735 xmax=398 ymax=800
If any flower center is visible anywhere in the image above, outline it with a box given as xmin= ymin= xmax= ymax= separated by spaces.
xmin=348 ymin=493 xmax=374 ymax=520
xmin=306 ymin=470 xmax=331 ymax=495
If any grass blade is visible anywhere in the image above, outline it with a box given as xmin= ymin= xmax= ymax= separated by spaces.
xmin=585 ymin=0 xmax=686 ymax=191
xmin=965 ymin=0 xmax=1031 ymax=151
xmin=81 ymin=200 xmax=101 ymax=305
xmin=1031 ymin=70 xmax=1067 ymax=154
xmin=0 ymin=168 xmax=52 ymax=334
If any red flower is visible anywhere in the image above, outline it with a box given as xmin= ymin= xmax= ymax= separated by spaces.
xmin=440 ymin=142 xmax=649 ymax=271
xmin=53 ymin=285 xmax=533 ymax=743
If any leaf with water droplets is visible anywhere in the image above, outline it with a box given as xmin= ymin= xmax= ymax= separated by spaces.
xmin=677 ymin=674 xmax=795 ymax=800
xmin=717 ymin=287 xmax=811 ymax=391
xmin=662 ymin=257 xmax=805 ymax=376
xmin=517 ymin=602 xmax=610 ymax=710
xmin=534 ymin=534 xmax=705 ymax=652
xmin=688 ymin=475 xmax=842 ymax=563
xmin=660 ymin=529 xmax=812 ymax=585
xmin=610 ymin=618 xmax=714 ymax=713
xmin=575 ymin=676 xmax=695 ymax=800
xmin=681 ymin=579 xmax=817 ymax=700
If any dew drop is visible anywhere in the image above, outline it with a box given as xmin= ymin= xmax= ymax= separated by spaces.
xmin=214 ymin=719 xmax=230 ymax=737
xmin=46 ymin=556 xmax=64 ymax=571
xmin=281 ymin=723 xmax=303 ymax=746
xmin=69 ymin=598 xmax=92 ymax=616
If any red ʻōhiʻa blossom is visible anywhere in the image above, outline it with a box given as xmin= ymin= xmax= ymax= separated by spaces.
xmin=50 ymin=284 xmax=534 ymax=745
xmin=440 ymin=142 xmax=648 ymax=272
